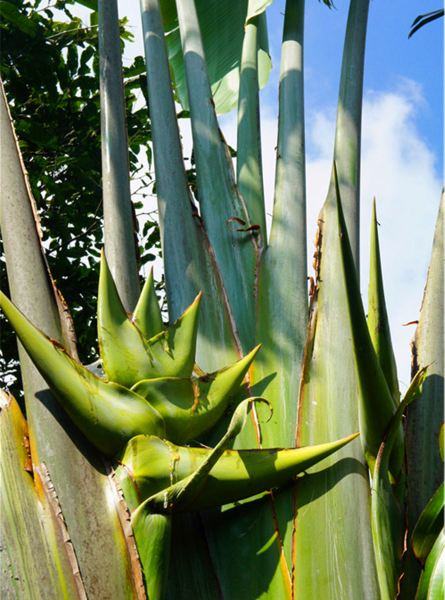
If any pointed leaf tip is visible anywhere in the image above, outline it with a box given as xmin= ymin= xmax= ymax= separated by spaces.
xmin=98 ymin=251 xmax=151 ymax=387
xmin=368 ymin=200 xmax=399 ymax=403
xmin=133 ymin=267 xmax=163 ymax=339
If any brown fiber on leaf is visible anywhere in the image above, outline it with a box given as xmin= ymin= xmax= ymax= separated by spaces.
xmin=105 ymin=462 xmax=147 ymax=600
xmin=35 ymin=463 xmax=88 ymax=600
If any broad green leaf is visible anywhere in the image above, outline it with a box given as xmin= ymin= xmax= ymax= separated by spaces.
xmin=160 ymin=0 xmax=272 ymax=114
xmin=98 ymin=0 xmax=140 ymax=310
xmin=368 ymin=199 xmax=399 ymax=402
xmin=0 ymin=292 xmax=165 ymax=457
xmin=0 ymin=83 xmax=144 ymax=598
xmin=412 ymin=483 xmax=444 ymax=565
xmin=139 ymin=8 xmax=247 ymax=594
xmin=371 ymin=368 xmax=426 ymax=600
xmin=416 ymin=529 xmax=445 ymax=600
xmin=0 ymin=392 xmax=83 ymax=599
xmin=224 ymin=5 xmax=307 ymax=594
xmin=406 ymin=192 xmax=444 ymax=529
xmin=293 ymin=180 xmax=378 ymax=598
xmin=253 ymin=0 xmax=307 ymax=448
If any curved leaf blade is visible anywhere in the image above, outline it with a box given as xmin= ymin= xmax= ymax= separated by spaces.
xmin=416 ymin=529 xmax=445 ymax=600
xmin=412 ymin=483 xmax=445 ymax=565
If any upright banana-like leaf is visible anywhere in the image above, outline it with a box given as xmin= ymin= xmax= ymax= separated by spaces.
xmin=330 ymin=0 xmax=370 ymax=270
xmin=406 ymin=192 xmax=444 ymax=526
xmin=291 ymin=7 xmax=374 ymax=592
xmin=368 ymin=199 xmax=399 ymax=402
xmin=0 ymin=393 xmax=84 ymax=599
xmin=254 ymin=0 xmax=307 ymax=449
xmin=160 ymin=0 xmax=272 ymax=114
xmin=140 ymin=4 xmax=250 ymax=596
xmin=98 ymin=0 xmax=140 ymax=310
xmin=291 ymin=2 xmax=377 ymax=596
xmin=0 ymin=85 xmax=143 ymax=597
xmin=228 ymin=3 xmax=308 ymax=593
xmin=236 ymin=5 xmax=267 ymax=240
xmin=188 ymin=4 xmax=308 ymax=595
xmin=140 ymin=0 xmax=240 ymax=372
xmin=371 ymin=369 xmax=426 ymax=600
xmin=175 ymin=0 xmax=259 ymax=353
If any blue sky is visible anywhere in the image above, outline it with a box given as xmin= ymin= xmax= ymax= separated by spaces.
xmin=77 ymin=0 xmax=442 ymax=388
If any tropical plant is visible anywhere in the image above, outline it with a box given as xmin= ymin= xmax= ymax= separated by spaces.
xmin=1 ymin=1 xmax=443 ymax=600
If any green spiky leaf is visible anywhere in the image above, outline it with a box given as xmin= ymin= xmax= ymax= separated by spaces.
xmin=335 ymin=168 xmax=402 ymax=474
xmin=131 ymin=345 xmax=260 ymax=443
xmin=0 ymin=291 xmax=165 ymax=456
xmin=133 ymin=267 xmax=164 ymax=339
xmin=368 ymin=199 xmax=399 ymax=402
xmin=98 ymin=252 xmax=201 ymax=387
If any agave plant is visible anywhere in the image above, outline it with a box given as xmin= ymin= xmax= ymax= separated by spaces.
xmin=1 ymin=1 xmax=443 ymax=599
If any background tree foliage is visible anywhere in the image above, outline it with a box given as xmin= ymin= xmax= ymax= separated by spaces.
xmin=0 ymin=0 xmax=159 ymax=395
